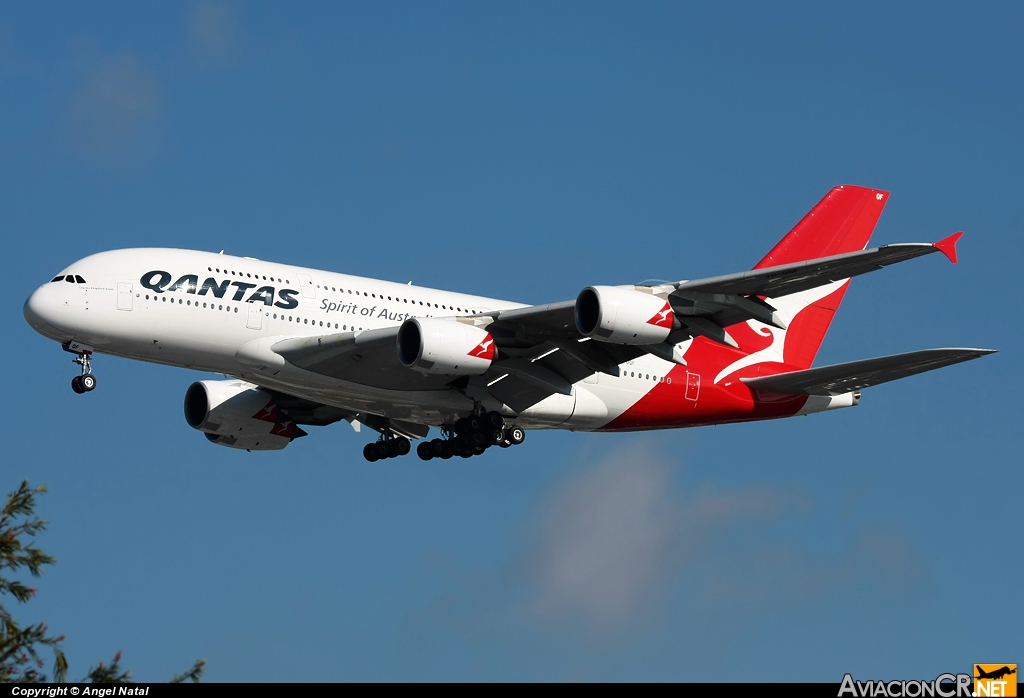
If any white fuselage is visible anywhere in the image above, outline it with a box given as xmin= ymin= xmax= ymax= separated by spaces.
xmin=24 ymin=248 xmax=671 ymax=430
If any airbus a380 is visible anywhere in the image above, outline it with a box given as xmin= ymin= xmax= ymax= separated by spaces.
xmin=23 ymin=186 xmax=994 ymax=461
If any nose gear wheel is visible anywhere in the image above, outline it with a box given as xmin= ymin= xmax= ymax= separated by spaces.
xmin=66 ymin=345 xmax=97 ymax=394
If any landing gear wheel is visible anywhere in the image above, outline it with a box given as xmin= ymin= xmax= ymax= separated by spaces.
xmin=417 ymin=442 xmax=432 ymax=460
xmin=485 ymin=411 xmax=504 ymax=429
xmin=363 ymin=443 xmax=379 ymax=462
xmin=375 ymin=441 xmax=391 ymax=459
xmin=488 ymin=428 xmax=505 ymax=445
xmin=71 ymin=376 xmax=85 ymax=394
xmin=80 ymin=374 xmax=97 ymax=392
xmin=508 ymin=426 xmax=526 ymax=445
xmin=430 ymin=439 xmax=446 ymax=457
xmin=395 ymin=437 xmax=411 ymax=456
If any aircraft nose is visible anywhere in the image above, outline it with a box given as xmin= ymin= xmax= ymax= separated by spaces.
xmin=24 ymin=287 xmax=48 ymax=329
xmin=24 ymin=285 xmax=69 ymax=339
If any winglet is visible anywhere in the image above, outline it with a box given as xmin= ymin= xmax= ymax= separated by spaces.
xmin=933 ymin=231 xmax=964 ymax=264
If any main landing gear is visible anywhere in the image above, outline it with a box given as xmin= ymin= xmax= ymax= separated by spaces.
xmin=68 ymin=349 xmax=97 ymax=394
xmin=416 ymin=412 xmax=525 ymax=461
xmin=362 ymin=433 xmax=411 ymax=462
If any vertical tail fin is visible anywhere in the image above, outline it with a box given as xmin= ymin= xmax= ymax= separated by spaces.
xmin=757 ymin=185 xmax=889 ymax=369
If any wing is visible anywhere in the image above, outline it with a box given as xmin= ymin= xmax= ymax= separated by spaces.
xmin=741 ymin=348 xmax=995 ymax=396
xmin=267 ymin=389 xmax=429 ymax=439
xmin=259 ymin=233 xmax=967 ymax=414
xmin=675 ymin=235 xmax=961 ymax=300
xmin=271 ymin=326 xmax=454 ymax=391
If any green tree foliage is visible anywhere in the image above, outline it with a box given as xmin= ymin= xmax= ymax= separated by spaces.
xmin=0 ymin=481 xmax=204 ymax=683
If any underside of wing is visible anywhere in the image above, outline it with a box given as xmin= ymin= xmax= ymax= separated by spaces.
xmin=741 ymin=348 xmax=996 ymax=396
xmin=271 ymin=327 xmax=454 ymax=391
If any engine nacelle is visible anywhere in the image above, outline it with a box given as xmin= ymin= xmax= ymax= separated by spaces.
xmin=575 ymin=286 xmax=674 ymax=345
xmin=204 ymin=432 xmax=291 ymax=451
xmin=397 ymin=317 xmax=496 ymax=375
xmin=184 ymin=380 xmax=302 ymax=450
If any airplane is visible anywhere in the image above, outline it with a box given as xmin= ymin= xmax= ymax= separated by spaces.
xmin=23 ymin=185 xmax=995 ymax=461
xmin=976 ymin=666 xmax=1016 ymax=681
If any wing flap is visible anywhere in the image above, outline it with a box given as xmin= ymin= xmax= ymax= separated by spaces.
xmin=741 ymin=348 xmax=996 ymax=395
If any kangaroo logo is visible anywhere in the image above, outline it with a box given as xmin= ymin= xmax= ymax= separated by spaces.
xmin=253 ymin=400 xmax=279 ymax=423
xmin=468 ymin=335 xmax=496 ymax=360
xmin=647 ymin=302 xmax=674 ymax=329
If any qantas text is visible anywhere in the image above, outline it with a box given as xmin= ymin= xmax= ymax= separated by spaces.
xmin=140 ymin=271 xmax=299 ymax=309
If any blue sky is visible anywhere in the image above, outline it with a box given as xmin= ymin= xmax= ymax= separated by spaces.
xmin=2 ymin=2 xmax=1020 ymax=681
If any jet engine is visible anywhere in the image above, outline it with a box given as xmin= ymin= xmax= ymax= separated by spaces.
xmin=184 ymin=380 xmax=304 ymax=451
xmin=574 ymin=286 xmax=674 ymax=345
xmin=397 ymin=317 xmax=496 ymax=375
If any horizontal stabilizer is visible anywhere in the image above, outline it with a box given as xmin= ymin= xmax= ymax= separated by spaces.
xmin=741 ymin=348 xmax=996 ymax=396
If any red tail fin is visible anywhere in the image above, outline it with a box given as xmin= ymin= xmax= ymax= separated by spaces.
xmin=757 ymin=186 xmax=889 ymax=369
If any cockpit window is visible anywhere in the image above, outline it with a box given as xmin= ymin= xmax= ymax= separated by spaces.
xmin=65 ymin=276 xmax=75 ymax=283
xmin=74 ymin=275 xmax=86 ymax=284
xmin=51 ymin=276 xmax=64 ymax=282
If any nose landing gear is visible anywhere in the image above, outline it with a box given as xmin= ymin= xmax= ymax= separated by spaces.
xmin=66 ymin=345 xmax=97 ymax=394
